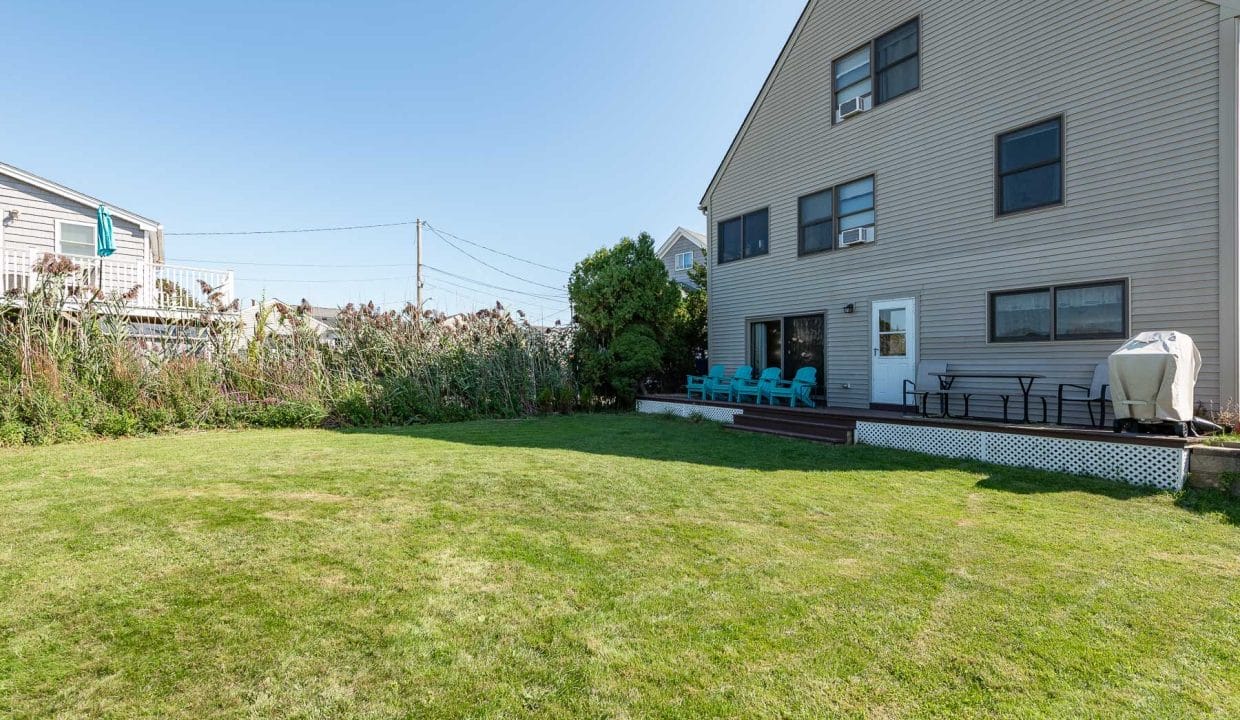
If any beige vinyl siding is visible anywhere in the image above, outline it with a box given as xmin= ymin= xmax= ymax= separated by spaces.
xmin=705 ymin=0 xmax=1223 ymax=418
xmin=0 ymin=175 xmax=147 ymax=264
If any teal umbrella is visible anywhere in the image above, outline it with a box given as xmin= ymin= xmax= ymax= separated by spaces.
xmin=96 ymin=205 xmax=115 ymax=257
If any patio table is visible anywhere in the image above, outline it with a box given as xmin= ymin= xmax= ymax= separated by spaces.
xmin=932 ymin=371 xmax=1046 ymax=423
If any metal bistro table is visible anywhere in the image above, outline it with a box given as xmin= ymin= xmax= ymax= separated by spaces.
xmin=932 ymin=371 xmax=1046 ymax=423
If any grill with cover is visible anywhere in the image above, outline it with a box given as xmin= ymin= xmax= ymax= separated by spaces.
xmin=1107 ymin=331 xmax=1200 ymax=436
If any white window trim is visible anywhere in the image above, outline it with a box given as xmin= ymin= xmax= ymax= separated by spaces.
xmin=675 ymin=251 xmax=694 ymax=271
xmin=55 ymin=219 xmax=97 ymax=258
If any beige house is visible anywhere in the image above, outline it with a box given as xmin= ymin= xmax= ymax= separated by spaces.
xmin=700 ymin=0 xmax=1240 ymax=418
xmin=0 ymin=161 xmax=235 ymax=319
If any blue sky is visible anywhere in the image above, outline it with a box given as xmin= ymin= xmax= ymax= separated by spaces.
xmin=1 ymin=0 xmax=803 ymax=321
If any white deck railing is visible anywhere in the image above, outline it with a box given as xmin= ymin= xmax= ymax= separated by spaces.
xmin=0 ymin=248 xmax=235 ymax=313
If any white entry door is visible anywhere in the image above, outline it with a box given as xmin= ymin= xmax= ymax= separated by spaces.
xmin=871 ymin=298 xmax=917 ymax=405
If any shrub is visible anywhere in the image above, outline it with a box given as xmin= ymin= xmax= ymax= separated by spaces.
xmin=0 ymin=263 xmax=578 ymax=446
xmin=0 ymin=420 xmax=26 ymax=447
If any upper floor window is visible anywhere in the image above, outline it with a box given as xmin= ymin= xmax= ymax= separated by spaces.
xmin=798 ymin=176 xmax=876 ymax=255
xmin=718 ymin=208 xmax=769 ymax=264
xmin=833 ymin=46 xmax=871 ymax=120
xmin=875 ymin=20 xmax=920 ymax=103
xmin=674 ymin=251 xmax=693 ymax=271
xmin=996 ymin=116 xmax=1063 ymax=215
xmin=57 ymin=221 xmax=96 ymax=257
xmin=833 ymin=18 xmax=920 ymax=122
xmin=798 ymin=188 xmax=834 ymax=254
xmin=837 ymin=177 xmax=875 ymax=233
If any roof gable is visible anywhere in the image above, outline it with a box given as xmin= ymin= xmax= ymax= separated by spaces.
xmin=656 ymin=227 xmax=707 ymax=258
xmin=699 ymin=0 xmax=816 ymax=211
xmin=0 ymin=161 xmax=160 ymax=230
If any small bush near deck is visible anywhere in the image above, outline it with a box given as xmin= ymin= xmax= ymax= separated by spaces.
xmin=0 ymin=257 xmax=577 ymax=445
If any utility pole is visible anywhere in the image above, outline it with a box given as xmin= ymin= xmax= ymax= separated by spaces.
xmin=415 ymin=218 xmax=423 ymax=310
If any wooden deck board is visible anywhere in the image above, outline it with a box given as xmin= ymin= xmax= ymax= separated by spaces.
xmin=639 ymin=394 xmax=1197 ymax=448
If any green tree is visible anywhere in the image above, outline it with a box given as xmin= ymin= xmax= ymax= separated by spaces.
xmin=662 ymin=262 xmax=708 ymax=389
xmin=568 ymin=233 xmax=681 ymax=405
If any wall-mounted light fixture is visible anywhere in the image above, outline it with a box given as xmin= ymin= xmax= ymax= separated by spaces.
xmin=4 ymin=209 xmax=18 ymax=223
xmin=843 ymin=303 xmax=855 ymax=314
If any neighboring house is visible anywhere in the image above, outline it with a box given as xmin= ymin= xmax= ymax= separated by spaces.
xmin=0 ymin=161 xmax=235 ymax=319
xmin=240 ymin=299 xmax=334 ymax=344
xmin=306 ymin=305 xmax=343 ymax=333
xmin=699 ymin=0 xmax=1240 ymax=418
xmin=657 ymin=227 xmax=707 ymax=288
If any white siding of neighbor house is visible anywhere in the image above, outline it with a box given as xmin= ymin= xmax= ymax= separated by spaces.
xmin=0 ymin=174 xmax=147 ymax=264
xmin=661 ymin=234 xmax=707 ymax=287
xmin=705 ymin=0 xmax=1225 ymax=419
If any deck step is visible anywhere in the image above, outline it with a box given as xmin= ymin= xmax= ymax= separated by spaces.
xmin=731 ymin=414 xmax=854 ymax=443
xmin=739 ymin=404 xmax=872 ymax=422
xmin=725 ymin=424 xmax=846 ymax=444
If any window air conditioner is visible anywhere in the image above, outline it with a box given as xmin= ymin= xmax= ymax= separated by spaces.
xmin=837 ymin=94 xmax=872 ymax=120
xmin=839 ymin=225 xmax=875 ymax=247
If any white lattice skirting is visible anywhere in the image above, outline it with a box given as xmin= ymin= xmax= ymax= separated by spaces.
xmin=855 ymin=421 xmax=1188 ymax=490
xmin=636 ymin=399 xmax=742 ymax=424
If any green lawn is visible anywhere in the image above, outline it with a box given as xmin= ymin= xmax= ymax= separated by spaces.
xmin=1 ymin=415 xmax=1238 ymax=719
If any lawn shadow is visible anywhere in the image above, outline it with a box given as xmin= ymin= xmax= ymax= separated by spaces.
xmin=333 ymin=414 xmax=1240 ymax=525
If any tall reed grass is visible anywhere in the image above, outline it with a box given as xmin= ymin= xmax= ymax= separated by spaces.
xmin=0 ymin=255 xmax=576 ymax=445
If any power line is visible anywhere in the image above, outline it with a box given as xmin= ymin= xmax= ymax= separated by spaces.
xmin=424 ymin=224 xmax=566 ymax=292
xmin=422 ymin=222 xmax=570 ymax=274
xmin=167 ymin=220 xmax=421 ymax=236
xmin=422 ymin=280 xmax=568 ymax=313
xmin=169 ymin=258 xmax=421 ymax=268
xmin=423 ymin=264 xmax=567 ymax=301
xmin=244 ymin=274 xmax=418 ymax=284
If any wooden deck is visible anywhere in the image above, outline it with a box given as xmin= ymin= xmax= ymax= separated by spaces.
xmin=639 ymin=394 xmax=1198 ymax=448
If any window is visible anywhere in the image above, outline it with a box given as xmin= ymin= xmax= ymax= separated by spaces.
xmin=674 ymin=251 xmax=693 ymax=271
xmin=832 ymin=18 xmax=920 ymax=121
xmin=877 ymin=306 xmax=908 ymax=356
xmin=990 ymin=288 xmax=1051 ymax=342
xmin=996 ymin=116 xmax=1063 ymax=215
xmin=57 ymin=221 xmax=96 ymax=257
xmin=989 ymin=279 xmax=1127 ymax=342
xmin=717 ymin=208 xmax=768 ymax=264
xmin=833 ymin=45 xmax=871 ymax=117
xmin=875 ymin=19 xmax=920 ymax=103
xmin=798 ymin=176 xmax=876 ymax=256
xmin=798 ymin=188 xmax=834 ymax=254
xmin=837 ymin=177 xmax=875 ymax=233
xmin=1055 ymin=280 xmax=1127 ymax=340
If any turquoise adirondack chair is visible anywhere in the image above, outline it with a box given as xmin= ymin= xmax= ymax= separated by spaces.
xmin=686 ymin=364 xmax=725 ymax=399
xmin=716 ymin=365 xmax=754 ymax=401
xmin=765 ymin=366 xmax=818 ymax=408
xmin=733 ymin=367 xmax=781 ymax=404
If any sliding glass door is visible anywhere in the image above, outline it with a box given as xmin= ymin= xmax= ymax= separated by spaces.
xmin=748 ymin=314 xmax=826 ymax=397
xmin=784 ymin=315 xmax=825 ymax=394
xmin=749 ymin=320 xmax=782 ymax=371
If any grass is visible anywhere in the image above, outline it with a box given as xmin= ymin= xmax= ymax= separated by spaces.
xmin=1 ymin=414 xmax=1238 ymax=719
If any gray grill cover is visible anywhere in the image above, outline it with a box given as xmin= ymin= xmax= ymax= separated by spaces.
xmin=1107 ymin=331 xmax=1200 ymax=421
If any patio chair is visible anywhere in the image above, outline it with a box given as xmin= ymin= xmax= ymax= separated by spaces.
xmin=903 ymin=360 xmax=948 ymax=416
xmin=733 ymin=367 xmax=781 ymax=404
xmin=1057 ymin=362 xmax=1110 ymax=427
xmin=686 ymin=364 xmax=725 ymax=399
xmin=765 ymin=366 xmax=817 ymax=407
xmin=712 ymin=365 xmax=754 ymax=401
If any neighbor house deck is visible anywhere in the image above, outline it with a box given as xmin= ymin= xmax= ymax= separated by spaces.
xmin=0 ymin=248 xmax=235 ymax=316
